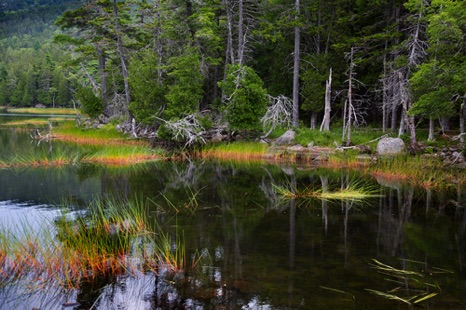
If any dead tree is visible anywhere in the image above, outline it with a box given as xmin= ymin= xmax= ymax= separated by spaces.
xmin=320 ymin=68 xmax=332 ymax=131
xmin=261 ymin=95 xmax=293 ymax=138
xmin=156 ymin=114 xmax=206 ymax=147
xmin=292 ymin=0 xmax=300 ymax=127
xmin=342 ymin=47 xmax=356 ymax=145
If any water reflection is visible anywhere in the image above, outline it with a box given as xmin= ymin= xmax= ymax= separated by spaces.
xmin=0 ymin=124 xmax=465 ymax=309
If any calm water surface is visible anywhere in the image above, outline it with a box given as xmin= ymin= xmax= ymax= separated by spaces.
xmin=0 ymin=116 xmax=465 ymax=309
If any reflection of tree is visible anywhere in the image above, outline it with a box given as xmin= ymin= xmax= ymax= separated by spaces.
xmin=454 ymin=184 xmax=466 ymax=274
xmin=377 ymin=186 xmax=413 ymax=256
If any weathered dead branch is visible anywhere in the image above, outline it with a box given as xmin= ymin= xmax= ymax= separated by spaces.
xmin=156 ymin=114 xmax=206 ymax=147
xmin=260 ymin=95 xmax=292 ymax=138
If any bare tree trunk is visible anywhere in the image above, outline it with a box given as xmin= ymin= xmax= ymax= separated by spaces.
xmin=97 ymin=47 xmax=109 ymax=116
xmin=461 ymin=97 xmax=465 ymax=146
xmin=320 ymin=68 xmax=332 ymax=131
xmin=343 ymin=47 xmax=355 ymax=145
xmin=222 ymin=0 xmax=234 ymax=96
xmin=155 ymin=0 xmax=163 ymax=85
xmin=113 ymin=0 xmax=130 ymax=106
xmin=391 ymin=103 xmax=397 ymax=132
xmin=428 ymin=117 xmax=434 ymax=141
xmin=382 ymin=55 xmax=388 ymax=133
xmin=292 ymin=0 xmax=300 ymax=127
xmin=310 ymin=112 xmax=317 ymax=129
xmin=237 ymin=0 xmax=244 ymax=65
xmin=406 ymin=106 xmax=417 ymax=148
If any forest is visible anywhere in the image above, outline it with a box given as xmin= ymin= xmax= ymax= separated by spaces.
xmin=0 ymin=0 xmax=465 ymax=148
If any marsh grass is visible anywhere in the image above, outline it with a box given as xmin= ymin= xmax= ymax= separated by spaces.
xmin=369 ymin=155 xmax=458 ymax=189
xmin=54 ymin=121 xmax=145 ymax=146
xmin=366 ymin=259 xmax=441 ymax=308
xmin=0 ymin=198 xmax=188 ymax=290
xmin=274 ymin=180 xmax=381 ymax=202
xmin=2 ymin=148 xmax=78 ymax=168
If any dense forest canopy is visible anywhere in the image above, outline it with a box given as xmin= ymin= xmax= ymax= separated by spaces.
xmin=0 ymin=0 xmax=465 ymax=145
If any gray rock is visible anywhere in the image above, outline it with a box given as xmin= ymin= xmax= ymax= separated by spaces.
xmin=275 ymin=130 xmax=295 ymax=146
xmin=376 ymin=137 xmax=405 ymax=156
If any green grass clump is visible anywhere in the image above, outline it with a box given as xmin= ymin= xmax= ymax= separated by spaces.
xmin=0 ymin=197 xmax=187 ymax=289
xmin=274 ymin=179 xmax=381 ymax=202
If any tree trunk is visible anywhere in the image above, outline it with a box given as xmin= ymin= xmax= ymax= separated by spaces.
xmin=223 ymin=0 xmax=234 ymax=96
xmin=155 ymin=0 xmax=163 ymax=85
xmin=460 ymin=97 xmax=465 ymax=146
xmin=237 ymin=0 xmax=244 ymax=65
xmin=310 ymin=112 xmax=317 ymax=129
xmin=391 ymin=103 xmax=397 ymax=133
xmin=343 ymin=47 xmax=354 ymax=145
xmin=428 ymin=117 xmax=434 ymax=141
xmin=113 ymin=0 xmax=130 ymax=106
xmin=320 ymin=68 xmax=332 ymax=131
xmin=292 ymin=0 xmax=300 ymax=127
xmin=97 ymin=47 xmax=109 ymax=116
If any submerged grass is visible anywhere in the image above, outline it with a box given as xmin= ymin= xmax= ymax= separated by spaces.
xmin=0 ymin=198 xmax=187 ymax=289
xmin=366 ymin=259 xmax=441 ymax=307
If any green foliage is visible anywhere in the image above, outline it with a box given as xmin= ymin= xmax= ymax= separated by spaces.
xmin=129 ymin=50 xmax=167 ymax=125
xmin=219 ymin=65 xmax=268 ymax=131
xmin=157 ymin=124 xmax=173 ymax=141
xmin=164 ymin=46 xmax=204 ymax=120
xmin=197 ymin=113 xmax=214 ymax=130
xmin=76 ymin=86 xmax=102 ymax=118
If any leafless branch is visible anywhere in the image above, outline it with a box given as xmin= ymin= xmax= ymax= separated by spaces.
xmin=156 ymin=114 xmax=206 ymax=147
xmin=260 ymin=95 xmax=292 ymax=138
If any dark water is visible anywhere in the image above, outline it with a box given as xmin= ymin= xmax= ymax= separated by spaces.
xmin=0 ymin=116 xmax=465 ymax=309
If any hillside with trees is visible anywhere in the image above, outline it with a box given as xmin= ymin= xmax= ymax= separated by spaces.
xmin=1 ymin=0 xmax=465 ymax=148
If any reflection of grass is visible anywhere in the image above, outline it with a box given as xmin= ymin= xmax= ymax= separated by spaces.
xmin=0 ymin=198 xmax=187 ymax=289
xmin=81 ymin=145 xmax=162 ymax=165
xmin=199 ymin=142 xmax=267 ymax=161
xmin=1 ymin=118 xmax=69 ymax=127
xmin=369 ymin=155 xmax=458 ymax=189
xmin=6 ymin=107 xmax=78 ymax=115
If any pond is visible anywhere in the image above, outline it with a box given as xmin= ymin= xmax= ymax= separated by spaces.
xmin=0 ymin=115 xmax=465 ymax=309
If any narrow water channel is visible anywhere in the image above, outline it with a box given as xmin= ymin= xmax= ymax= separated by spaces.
xmin=0 ymin=116 xmax=465 ymax=309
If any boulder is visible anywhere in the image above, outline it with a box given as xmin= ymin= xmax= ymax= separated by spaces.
xmin=275 ymin=130 xmax=295 ymax=146
xmin=376 ymin=137 xmax=405 ymax=156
